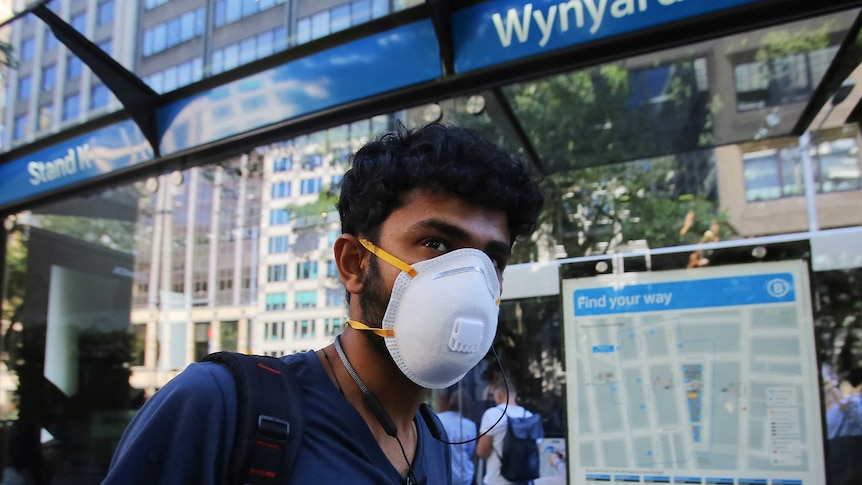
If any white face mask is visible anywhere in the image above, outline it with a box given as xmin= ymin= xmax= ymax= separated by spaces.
xmin=347 ymin=238 xmax=501 ymax=389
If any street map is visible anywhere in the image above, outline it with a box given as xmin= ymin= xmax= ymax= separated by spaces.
xmin=562 ymin=260 xmax=823 ymax=485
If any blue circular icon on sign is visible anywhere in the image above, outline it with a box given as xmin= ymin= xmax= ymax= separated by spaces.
xmin=766 ymin=278 xmax=791 ymax=298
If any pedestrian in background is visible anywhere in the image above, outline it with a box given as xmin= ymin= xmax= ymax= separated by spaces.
xmin=438 ymin=391 xmax=478 ymax=485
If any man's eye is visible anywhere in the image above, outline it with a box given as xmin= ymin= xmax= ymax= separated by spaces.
xmin=423 ymin=239 xmax=449 ymax=252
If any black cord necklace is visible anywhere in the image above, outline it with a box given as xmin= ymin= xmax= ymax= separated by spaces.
xmin=322 ymin=348 xmax=344 ymax=395
xmin=333 ymin=336 xmax=421 ymax=485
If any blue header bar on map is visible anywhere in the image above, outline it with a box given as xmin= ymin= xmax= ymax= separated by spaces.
xmin=451 ymin=0 xmax=763 ymax=73
xmin=573 ymin=272 xmax=797 ymax=316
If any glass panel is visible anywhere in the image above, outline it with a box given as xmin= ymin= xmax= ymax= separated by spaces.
xmin=3 ymin=6 xmax=862 ymax=484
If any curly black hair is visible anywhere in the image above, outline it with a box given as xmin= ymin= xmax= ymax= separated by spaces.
xmin=337 ymin=123 xmax=543 ymax=243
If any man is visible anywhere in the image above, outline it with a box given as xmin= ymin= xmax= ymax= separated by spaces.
xmin=437 ymin=391 xmax=478 ymax=485
xmin=477 ymin=380 xmax=540 ymax=485
xmin=103 ymin=123 xmax=544 ymax=484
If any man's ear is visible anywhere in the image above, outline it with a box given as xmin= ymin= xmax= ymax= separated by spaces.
xmin=333 ymin=234 xmax=368 ymax=295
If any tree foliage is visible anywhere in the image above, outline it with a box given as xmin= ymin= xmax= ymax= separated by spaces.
xmin=457 ymin=60 xmax=730 ymax=261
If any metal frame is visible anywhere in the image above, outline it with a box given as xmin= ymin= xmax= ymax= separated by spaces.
xmin=2 ymin=0 xmax=862 ymax=216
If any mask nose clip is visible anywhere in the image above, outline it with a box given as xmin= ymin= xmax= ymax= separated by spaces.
xmin=448 ymin=318 xmax=484 ymax=353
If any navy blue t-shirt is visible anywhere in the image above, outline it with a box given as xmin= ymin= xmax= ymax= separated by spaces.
xmin=103 ymin=351 xmax=451 ymax=484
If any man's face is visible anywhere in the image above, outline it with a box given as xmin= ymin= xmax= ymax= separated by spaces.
xmin=358 ymin=189 xmax=511 ymax=338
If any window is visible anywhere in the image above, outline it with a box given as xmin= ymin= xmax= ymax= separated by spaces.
xmin=258 ymin=30 xmax=274 ymax=57
xmin=296 ymin=18 xmax=311 ymax=44
xmin=223 ymin=44 xmax=239 ymax=71
xmin=270 ymin=208 xmax=290 ymax=225
xmin=17 ymin=76 xmax=31 ymax=100
xmin=145 ymin=58 xmax=203 ymax=94
xmin=295 ymin=319 xmax=315 ymax=339
xmin=294 ymin=0 xmax=389 ymax=46
xmin=271 ymin=181 xmax=291 ymax=198
xmin=210 ymin=26 xmax=284 ymax=74
xmin=143 ymin=8 xmax=204 ymax=56
xmin=296 ymin=261 xmax=318 ymax=280
xmin=325 ymin=318 xmax=344 ymax=337
xmin=21 ymin=38 xmax=35 ymax=62
xmin=44 ymin=30 xmax=59 ymax=50
xmin=267 ymin=264 xmax=287 ymax=282
xmin=145 ymin=0 xmax=170 ymax=9
xmin=97 ymin=0 xmax=114 ymax=26
xmin=214 ymin=0 xmax=286 ymax=27
xmin=326 ymin=288 xmax=344 ymax=307
xmin=269 ymin=235 xmax=289 ymax=253
xmin=67 ymin=56 xmax=83 ymax=79
xmin=331 ymin=5 xmax=350 ymax=32
xmin=301 ymin=154 xmax=322 ymax=170
xmin=743 ymin=148 xmax=802 ymax=201
xmin=814 ymin=137 xmax=862 ymax=193
xmin=264 ymin=321 xmax=285 ymax=340
xmin=179 ymin=14 xmax=195 ymax=42
xmin=273 ymin=157 xmax=292 ymax=172
xmin=166 ymin=18 xmax=181 ymax=46
xmin=352 ymin=0 xmax=372 ymax=23
xmin=98 ymin=40 xmax=112 ymax=56
xmin=733 ymin=46 xmax=839 ymax=112
xmin=163 ymin=66 xmax=178 ymax=92
xmin=91 ymin=84 xmax=109 ymax=110
xmin=300 ymin=178 xmax=322 ymax=195
xmin=63 ymin=94 xmax=81 ymax=120
xmin=177 ymin=61 xmax=192 ymax=86
xmin=265 ymin=292 xmax=287 ymax=311
xmin=13 ymin=115 xmax=28 ymax=140
xmin=239 ymin=37 xmax=255 ymax=65
xmin=326 ymin=260 xmax=338 ymax=278
xmin=41 ymin=64 xmax=56 ymax=91
xmin=295 ymin=290 xmax=317 ymax=309
xmin=743 ymin=137 xmax=862 ymax=201
xmin=71 ymin=12 xmax=87 ymax=33
xmin=220 ymin=321 xmax=238 ymax=352
xmin=311 ymin=10 xmax=330 ymax=41
xmin=194 ymin=322 xmax=209 ymax=362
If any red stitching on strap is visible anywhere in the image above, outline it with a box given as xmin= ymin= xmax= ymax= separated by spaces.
xmin=257 ymin=362 xmax=282 ymax=375
xmin=249 ymin=468 xmax=276 ymax=478
xmin=256 ymin=440 xmax=280 ymax=449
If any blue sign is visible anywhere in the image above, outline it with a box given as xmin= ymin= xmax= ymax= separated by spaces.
xmin=573 ymin=272 xmax=796 ymax=316
xmin=158 ymin=20 xmax=441 ymax=155
xmin=0 ymin=119 xmax=153 ymax=210
xmin=452 ymin=0 xmax=762 ymax=73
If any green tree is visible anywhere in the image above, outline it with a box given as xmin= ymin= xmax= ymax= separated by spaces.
xmin=453 ymin=59 xmax=728 ymax=261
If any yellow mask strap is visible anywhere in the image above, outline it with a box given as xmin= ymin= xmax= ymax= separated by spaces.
xmin=358 ymin=238 xmax=418 ymax=278
xmin=346 ymin=319 xmax=395 ymax=338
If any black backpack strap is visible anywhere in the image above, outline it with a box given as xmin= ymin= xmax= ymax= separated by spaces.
xmin=202 ymin=351 xmax=304 ymax=485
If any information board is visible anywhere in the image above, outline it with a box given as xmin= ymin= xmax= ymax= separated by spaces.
xmin=562 ymin=260 xmax=824 ymax=484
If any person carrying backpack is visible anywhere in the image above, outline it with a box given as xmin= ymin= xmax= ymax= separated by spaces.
xmin=477 ymin=380 xmax=543 ymax=485
xmin=101 ymin=123 xmax=544 ymax=485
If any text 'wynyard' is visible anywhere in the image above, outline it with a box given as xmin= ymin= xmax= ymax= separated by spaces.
xmin=491 ymin=0 xmax=685 ymax=47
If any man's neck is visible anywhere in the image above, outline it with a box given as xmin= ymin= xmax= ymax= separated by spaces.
xmin=338 ymin=330 xmax=425 ymax=425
